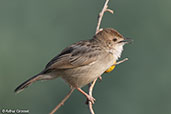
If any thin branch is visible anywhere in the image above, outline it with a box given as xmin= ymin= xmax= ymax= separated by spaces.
xmin=96 ymin=0 xmax=113 ymax=34
xmin=88 ymin=78 xmax=97 ymax=114
xmin=88 ymin=0 xmax=114 ymax=113
xmin=105 ymin=9 xmax=114 ymax=14
xmin=49 ymin=88 xmax=74 ymax=114
xmin=114 ymin=58 xmax=128 ymax=65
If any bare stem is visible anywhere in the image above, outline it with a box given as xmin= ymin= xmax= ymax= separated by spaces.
xmin=114 ymin=58 xmax=128 ymax=65
xmin=96 ymin=0 xmax=113 ymax=34
xmin=88 ymin=78 xmax=97 ymax=114
xmin=49 ymin=88 xmax=74 ymax=114
xmin=88 ymin=0 xmax=114 ymax=114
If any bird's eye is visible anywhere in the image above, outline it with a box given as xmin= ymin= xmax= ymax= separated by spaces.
xmin=113 ymin=38 xmax=117 ymax=42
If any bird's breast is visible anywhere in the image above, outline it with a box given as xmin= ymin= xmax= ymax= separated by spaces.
xmin=60 ymin=52 xmax=116 ymax=88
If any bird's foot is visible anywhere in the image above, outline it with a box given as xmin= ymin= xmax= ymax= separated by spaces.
xmin=86 ymin=95 xmax=96 ymax=104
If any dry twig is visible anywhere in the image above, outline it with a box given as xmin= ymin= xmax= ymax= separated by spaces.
xmin=88 ymin=78 xmax=98 ymax=114
xmin=96 ymin=0 xmax=113 ymax=34
xmin=114 ymin=58 xmax=128 ymax=65
xmin=88 ymin=0 xmax=114 ymax=113
xmin=49 ymin=88 xmax=74 ymax=114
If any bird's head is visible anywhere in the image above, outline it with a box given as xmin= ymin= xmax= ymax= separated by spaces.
xmin=94 ymin=28 xmax=132 ymax=59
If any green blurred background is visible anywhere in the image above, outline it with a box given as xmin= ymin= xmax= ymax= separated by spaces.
xmin=0 ymin=0 xmax=171 ymax=114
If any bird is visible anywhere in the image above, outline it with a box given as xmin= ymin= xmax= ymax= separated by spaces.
xmin=14 ymin=28 xmax=132 ymax=103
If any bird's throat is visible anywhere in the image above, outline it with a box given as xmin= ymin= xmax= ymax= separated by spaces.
xmin=111 ymin=45 xmax=124 ymax=60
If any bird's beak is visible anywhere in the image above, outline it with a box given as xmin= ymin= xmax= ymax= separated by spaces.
xmin=119 ymin=37 xmax=133 ymax=44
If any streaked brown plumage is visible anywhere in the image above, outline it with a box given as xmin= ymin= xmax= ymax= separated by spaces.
xmin=15 ymin=28 xmax=131 ymax=103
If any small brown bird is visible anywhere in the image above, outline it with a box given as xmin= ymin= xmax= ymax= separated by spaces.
xmin=15 ymin=28 xmax=131 ymax=103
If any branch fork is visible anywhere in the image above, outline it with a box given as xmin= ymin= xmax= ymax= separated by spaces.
xmin=96 ymin=0 xmax=113 ymax=34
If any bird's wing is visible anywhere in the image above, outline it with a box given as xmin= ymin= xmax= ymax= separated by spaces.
xmin=45 ymin=41 xmax=102 ymax=70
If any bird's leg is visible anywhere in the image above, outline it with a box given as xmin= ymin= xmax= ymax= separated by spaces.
xmin=76 ymin=88 xmax=96 ymax=104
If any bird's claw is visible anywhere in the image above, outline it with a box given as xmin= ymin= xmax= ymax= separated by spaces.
xmin=87 ymin=95 xmax=96 ymax=104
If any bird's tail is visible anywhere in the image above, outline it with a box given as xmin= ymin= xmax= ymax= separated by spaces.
xmin=14 ymin=74 xmax=43 ymax=93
